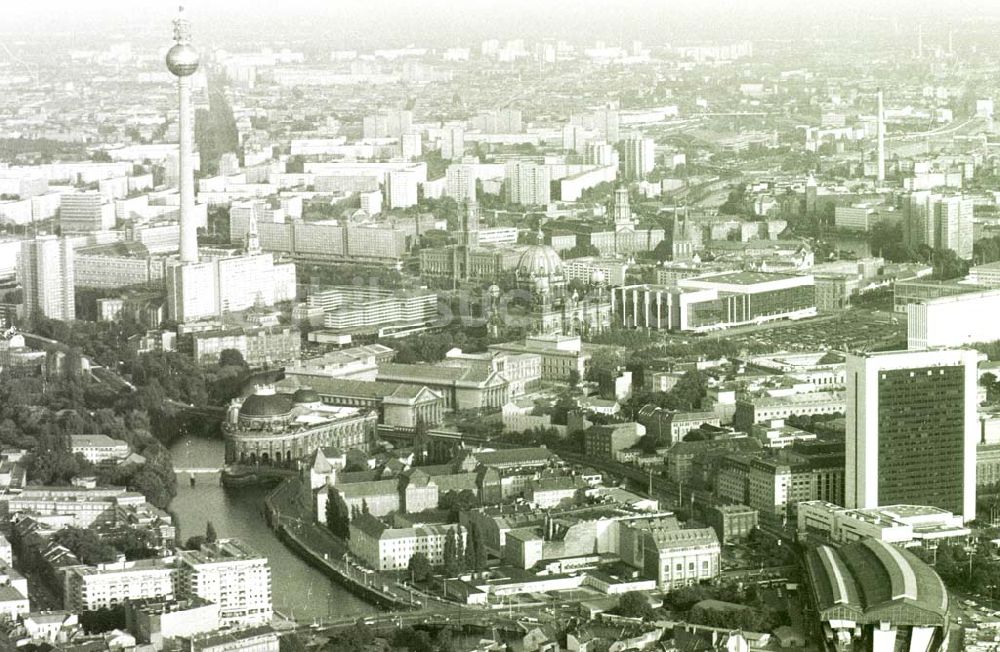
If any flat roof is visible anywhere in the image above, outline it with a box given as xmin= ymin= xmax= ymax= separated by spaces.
xmin=695 ymin=271 xmax=800 ymax=285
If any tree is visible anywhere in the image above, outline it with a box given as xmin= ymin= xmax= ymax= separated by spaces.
xmin=443 ymin=528 xmax=460 ymax=576
xmin=567 ymin=369 xmax=581 ymax=388
xmin=184 ymin=535 xmax=206 ymax=550
xmin=467 ymin=521 xmax=488 ymax=571
xmin=391 ymin=628 xmax=433 ymax=652
xmin=205 ymin=521 xmax=218 ymax=543
xmin=618 ymin=590 xmax=655 ymax=619
xmin=439 ymin=489 xmax=479 ymax=520
xmin=52 ymin=528 xmax=119 ymax=565
xmin=326 ymin=623 xmax=375 ymax=652
xmin=931 ymin=247 xmax=969 ymax=280
xmin=361 ymin=498 xmax=370 ymax=515
xmin=408 ymin=552 xmax=432 ymax=582
xmin=218 ymin=349 xmax=246 ymax=368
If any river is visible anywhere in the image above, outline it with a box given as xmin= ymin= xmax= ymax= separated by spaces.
xmin=168 ymin=434 xmax=376 ymax=622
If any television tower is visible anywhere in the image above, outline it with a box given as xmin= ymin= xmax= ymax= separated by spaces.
xmin=876 ymin=88 xmax=885 ymax=183
xmin=166 ymin=6 xmax=200 ymax=264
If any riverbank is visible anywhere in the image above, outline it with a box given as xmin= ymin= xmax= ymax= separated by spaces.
xmin=168 ymin=434 xmax=375 ymax=621
xmin=262 ymin=479 xmax=416 ymax=612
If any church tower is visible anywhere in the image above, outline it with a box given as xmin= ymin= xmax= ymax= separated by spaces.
xmin=611 ymin=186 xmax=634 ymax=233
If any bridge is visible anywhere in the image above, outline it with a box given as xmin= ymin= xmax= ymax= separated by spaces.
xmin=174 ymin=467 xmax=223 ymax=474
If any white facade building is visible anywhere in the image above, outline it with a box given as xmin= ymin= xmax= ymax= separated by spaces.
xmin=505 ymin=162 xmax=551 ymax=206
xmin=20 ymin=235 xmax=76 ymax=322
xmin=846 ymin=349 xmax=978 ymax=521
xmin=177 ymin=540 xmax=272 ymax=628
xmin=907 ymin=289 xmax=1000 ymax=349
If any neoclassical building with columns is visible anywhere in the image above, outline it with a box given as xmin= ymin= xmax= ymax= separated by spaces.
xmin=224 ymin=386 xmax=377 ymax=466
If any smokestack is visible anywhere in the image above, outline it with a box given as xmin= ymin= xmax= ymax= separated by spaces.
xmin=166 ymin=6 xmax=200 ymax=264
xmin=877 ymin=89 xmax=885 ymax=183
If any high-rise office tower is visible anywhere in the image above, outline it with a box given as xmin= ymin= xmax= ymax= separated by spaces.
xmin=622 ymin=137 xmax=655 ymax=181
xmin=20 ymin=235 xmax=75 ymax=322
xmin=902 ymin=192 xmax=973 ymax=259
xmin=165 ymin=5 xmax=200 ymax=264
xmin=846 ymin=349 xmax=978 ymax=520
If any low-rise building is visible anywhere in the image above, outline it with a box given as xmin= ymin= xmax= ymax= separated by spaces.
xmin=349 ymin=514 xmax=466 ymax=572
xmin=584 ymin=422 xmax=645 ymax=461
xmin=797 ymin=501 xmax=970 ymax=547
xmin=69 ymin=435 xmax=130 ymax=464
xmin=63 ymin=558 xmax=177 ymax=613
xmin=192 ymin=327 xmax=301 ymax=367
xmin=733 ymin=391 xmax=845 ymax=430
xmin=705 ymin=504 xmax=758 ymax=544
xmin=125 ymin=598 xmax=220 ymax=649
xmin=636 ymin=407 xmax=721 ymax=445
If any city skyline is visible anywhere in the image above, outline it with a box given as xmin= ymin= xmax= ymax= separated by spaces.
xmin=1 ymin=1 xmax=1000 ymax=649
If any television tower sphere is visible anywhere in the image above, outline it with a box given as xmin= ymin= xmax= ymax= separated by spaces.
xmin=166 ymin=44 xmax=200 ymax=77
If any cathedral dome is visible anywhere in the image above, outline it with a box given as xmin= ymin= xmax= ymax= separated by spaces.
xmin=516 ymin=244 xmax=563 ymax=279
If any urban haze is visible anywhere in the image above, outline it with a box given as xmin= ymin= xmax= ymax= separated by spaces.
xmin=2 ymin=1 xmax=1000 ymax=651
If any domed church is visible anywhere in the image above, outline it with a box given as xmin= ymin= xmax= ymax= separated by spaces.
xmin=515 ymin=232 xmax=568 ymax=298
xmin=478 ymin=229 xmax=612 ymax=337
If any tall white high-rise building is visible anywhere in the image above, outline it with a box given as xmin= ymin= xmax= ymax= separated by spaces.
xmin=622 ymin=137 xmax=655 ymax=181
xmin=445 ymin=165 xmax=477 ymax=203
xmin=846 ymin=348 xmax=978 ymax=520
xmin=593 ymin=106 xmax=621 ymax=143
xmin=166 ymin=252 xmax=296 ymax=323
xmin=902 ymin=192 xmax=973 ymax=259
xmin=586 ymin=141 xmax=618 ymax=168
xmin=363 ymin=109 xmax=412 ymax=139
xmin=20 ymin=235 xmax=75 ymax=322
xmin=440 ymin=125 xmax=465 ymax=160
xmin=386 ymin=170 xmax=418 ymax=209
xmin=400 ymin=133 xmax=422 ymax=160
xmin=505 ymin=162 xmax=551 ymax=206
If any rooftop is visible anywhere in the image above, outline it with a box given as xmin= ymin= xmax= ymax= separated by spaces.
xmin=693 ymin=270 xmax=800 ymax=285
xmin=807 ymin=538 xmax=949 ymax=626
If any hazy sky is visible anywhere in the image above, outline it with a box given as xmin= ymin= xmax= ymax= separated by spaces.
xmin=5 ymin=0 xmax=1000 ymax=48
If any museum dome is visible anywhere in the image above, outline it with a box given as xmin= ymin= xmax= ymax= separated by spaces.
xmin=240 ymin=391 xmax=294 ymax=418
xmin=516 ymin=244 xmax=563 ymax=279
xmin=292 ymin=388 xmax=321 ymax=404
